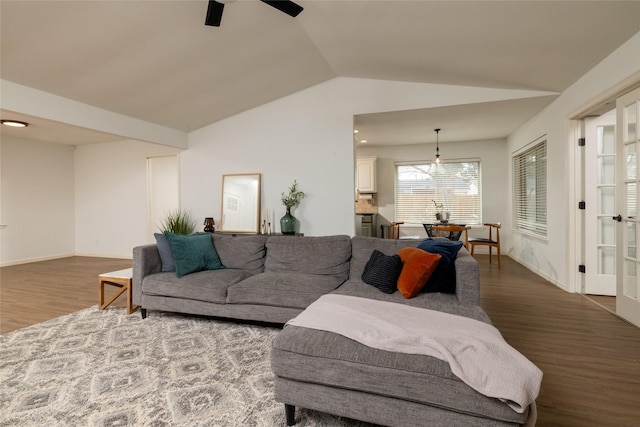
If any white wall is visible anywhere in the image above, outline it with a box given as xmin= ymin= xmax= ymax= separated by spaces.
xmin=357 ymin=139 xmax=508 ymax=245
xmin=74 ymin=140 xmax=179 ymax=258
xmin=184 ymin=77 xmax=551 ymax=237
xmin=507 ymin=32 xmax=640 ymax=290
xmin=0 ymin=136 xmax=75 ymax=265
xmin=0 ymin=78 xmax=574 ymax=261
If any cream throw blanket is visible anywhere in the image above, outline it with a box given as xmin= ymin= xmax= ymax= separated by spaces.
xmin=287 ymin=294 xmax=542 ymax=415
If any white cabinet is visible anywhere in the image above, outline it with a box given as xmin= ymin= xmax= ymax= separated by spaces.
xmin=356 ymin=157 xmax=377 ymax=193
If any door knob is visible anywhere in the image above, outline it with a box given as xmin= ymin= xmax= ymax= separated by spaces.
xmin=612 ymin=215 xmax=622 ymax=222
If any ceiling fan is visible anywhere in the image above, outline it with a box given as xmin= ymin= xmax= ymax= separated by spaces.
xmin=205 ymin=0 xmax=304 ymax=27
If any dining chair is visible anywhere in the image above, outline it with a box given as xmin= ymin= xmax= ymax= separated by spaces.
xmin=422 ymin=223 xmax=436 ymax=238
xmin=431 ymin=224 xmax=470 ymax=250
xmin=380 ymin=221 xmax=404 ymax=239
xmin=468 ymin=223 xmax=501 ymax=268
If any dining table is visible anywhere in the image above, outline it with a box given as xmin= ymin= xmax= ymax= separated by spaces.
xmin=424 ymin=223 xmax=471 ymax=250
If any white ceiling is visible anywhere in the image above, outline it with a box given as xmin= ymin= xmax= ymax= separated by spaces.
xmin=1 ymin=0 xmax=639 ymax=146
xmin=353 ymin=96 xmax=559 ymax=146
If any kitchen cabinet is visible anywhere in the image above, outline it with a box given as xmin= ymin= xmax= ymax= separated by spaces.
xmin=356 ymin=157 xmax=377 ymax=193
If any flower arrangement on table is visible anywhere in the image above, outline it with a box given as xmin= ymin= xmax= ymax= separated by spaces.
xmin=281 ymin=180 xmax=306 ymax=209
xmin=432 ymin=200 xmax=449 ymax=223
xmin=280 ymin=180 xmax=306 ymax=234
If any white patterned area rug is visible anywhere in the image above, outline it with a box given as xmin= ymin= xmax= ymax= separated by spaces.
xmin=0 ymin=307 xmax=370 ymax=427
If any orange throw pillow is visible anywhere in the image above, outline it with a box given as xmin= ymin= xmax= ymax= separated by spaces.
xmin=397 ymin=247 xmax=442 ymax=299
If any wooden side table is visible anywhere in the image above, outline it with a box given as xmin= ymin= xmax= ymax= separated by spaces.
xmin=99 ymin=268 xmax=138 ymax=315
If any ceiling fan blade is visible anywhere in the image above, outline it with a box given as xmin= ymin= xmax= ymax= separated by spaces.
xmin=205 ymin=0 xmax=224 ymax=27
xmin=261 ymin=0 xmax=303 ymax=18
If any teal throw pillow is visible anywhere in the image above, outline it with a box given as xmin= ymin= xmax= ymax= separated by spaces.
xmin=164 ymin=232 xmax=225 ymax=278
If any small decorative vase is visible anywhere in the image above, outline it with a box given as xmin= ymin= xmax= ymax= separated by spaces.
xmin=280 ymin=207 xmax=299 ymax=235
xmin=435 ymin=211 xmax=449 ymax=223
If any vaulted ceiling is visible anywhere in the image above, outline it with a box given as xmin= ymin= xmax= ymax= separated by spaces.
xmin=1 ymin=1 xmax=639 ymax=145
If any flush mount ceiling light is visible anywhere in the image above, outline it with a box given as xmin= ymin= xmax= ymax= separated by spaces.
xmin=1 ymin=120 xmax=29 ymax=128
xmin=433 ymin=128 xmax=442 ymax=164
xmin=353 ymin=129 xmax=368 ymax=144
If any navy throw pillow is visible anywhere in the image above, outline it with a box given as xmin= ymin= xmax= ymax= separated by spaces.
xmin=416 ymin=239 xmax=464 ymax=293
xmin=154 ymin=233 xmax=175 ymax=272
xmin=361 ymin=249 xmax=402 ymax=294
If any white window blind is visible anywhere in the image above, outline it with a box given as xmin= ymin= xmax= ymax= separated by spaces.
xmin=513 ymin=139 xmax=547 ymax=237
xmin=395 ymin=161 xmax=481 ymax=225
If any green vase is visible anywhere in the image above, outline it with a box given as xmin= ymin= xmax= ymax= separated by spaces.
xmin=280 ymin=207 xmax=299 ymax=235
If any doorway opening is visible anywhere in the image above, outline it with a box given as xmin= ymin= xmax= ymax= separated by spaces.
xmin=570 ymin=72 xmax=640 ymax=327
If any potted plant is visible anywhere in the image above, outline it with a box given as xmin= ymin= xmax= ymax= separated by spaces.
xmin=159 ymin=209 xmax=197 ymax=235
xmin=432 ymin=200 xmax=449 ymax=223
xmin=280 ymin=180 xmax=306 ymax=234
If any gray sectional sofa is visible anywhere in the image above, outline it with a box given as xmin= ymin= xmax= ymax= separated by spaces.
xmin=132 ymin=234 xmax=534 ymax=426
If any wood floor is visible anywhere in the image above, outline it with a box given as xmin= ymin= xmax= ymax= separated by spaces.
xmin=0 ymin=256 xmax=132 ymax=333
xmin=1 ymin=255 xmax=639 ymax=426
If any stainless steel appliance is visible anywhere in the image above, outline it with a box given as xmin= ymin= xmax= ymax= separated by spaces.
xmin=356 ymin=214 xmax=377 ymax=237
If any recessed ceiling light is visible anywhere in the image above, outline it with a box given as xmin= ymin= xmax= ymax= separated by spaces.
xmin=1 ymin=120 xmax=29 ymax=128
xmin=360 ymin=139 xmax=368 ymax=143
xmin=353 ymin=129 xmax=359 ymax=134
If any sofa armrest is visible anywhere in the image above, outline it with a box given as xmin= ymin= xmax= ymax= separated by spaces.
xmin=132 ymin=244 xmax=162 ymax=305
xmin=454 ymin=248 xmax=480 ymax=305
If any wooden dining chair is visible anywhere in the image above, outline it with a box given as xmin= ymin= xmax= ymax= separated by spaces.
xmin=468 ymin=223 xmax=501 ymax=268
xmin=380 ymin=221 xmax=404 ymax=239
xmin=432 ymin=224 xmax=470 ymax=250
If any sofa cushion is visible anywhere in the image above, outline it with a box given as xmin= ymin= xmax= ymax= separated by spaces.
xmin=164 ymin=232 xmax=225 ymax=278
xmin=154 ymin=233 xmax=176 ymax=272
xmin=265 ymin=235 xmax=351 ymax=280
xmin=226 ymin=272 xmax=345 ymax=309
xmin=332 ymin=280 xmax=478 ymax=315
xmin=397 ymin=247 xmax=442 ymax=299
xmin=417 ymin=239 xmax=464 ymax=294
xmin=349 ymin=236 xmax=420 ymax=280
xmin=141 ymin=269 xmax=251 ymax=304
xmin=361 ymin=250 xmax=402 ymax=294
xmin=212 ymin=234 xmax=267 ymax=274
xmin=271 ymin=321 xmax=527 ymax=425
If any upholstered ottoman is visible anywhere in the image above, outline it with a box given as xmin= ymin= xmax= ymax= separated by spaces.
xmin=271 ymin=304 xmax=531 ymax=427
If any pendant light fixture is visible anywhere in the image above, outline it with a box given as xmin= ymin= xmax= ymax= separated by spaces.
xmin=433 ymin=128 xmax=442 ymax=164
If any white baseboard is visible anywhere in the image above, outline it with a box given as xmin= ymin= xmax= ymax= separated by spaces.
xmin=1 ymin=252 xmax=132 ymax=267
xmin=73 ymin=252 xmax=133 ymax=260
xmin=507 ymin=254 xmax=569 ymax=292
xmin=1 ymin=253 xmax=75 ymax=267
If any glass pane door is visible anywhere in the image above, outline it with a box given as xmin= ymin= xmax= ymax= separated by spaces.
xmin=616 ymin=86 xmax=640 ymax=328
xmin=597 ymin=125 xmax=616 ymax=277
xmin=585 ymin=112 xmax=616 ymax=295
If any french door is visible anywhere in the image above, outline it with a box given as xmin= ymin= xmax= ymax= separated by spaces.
xmin=617 ymin=86 xmax=640 ymax=328
xmin=584 ymin=110 xmax=616 ymax=295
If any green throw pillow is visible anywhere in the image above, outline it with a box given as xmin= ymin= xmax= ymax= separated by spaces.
xmin=164 ymin=232 xmax=225 ymax=278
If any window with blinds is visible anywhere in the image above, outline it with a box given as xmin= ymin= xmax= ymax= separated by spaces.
xmin=513 ymin=138 xmax=547 ymax=237
xmin=395 ymin=161 xmax=481 ymax=225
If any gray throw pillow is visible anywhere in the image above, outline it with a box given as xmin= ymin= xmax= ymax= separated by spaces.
xmin=154 ymin=233 xmax=175 ymax=272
